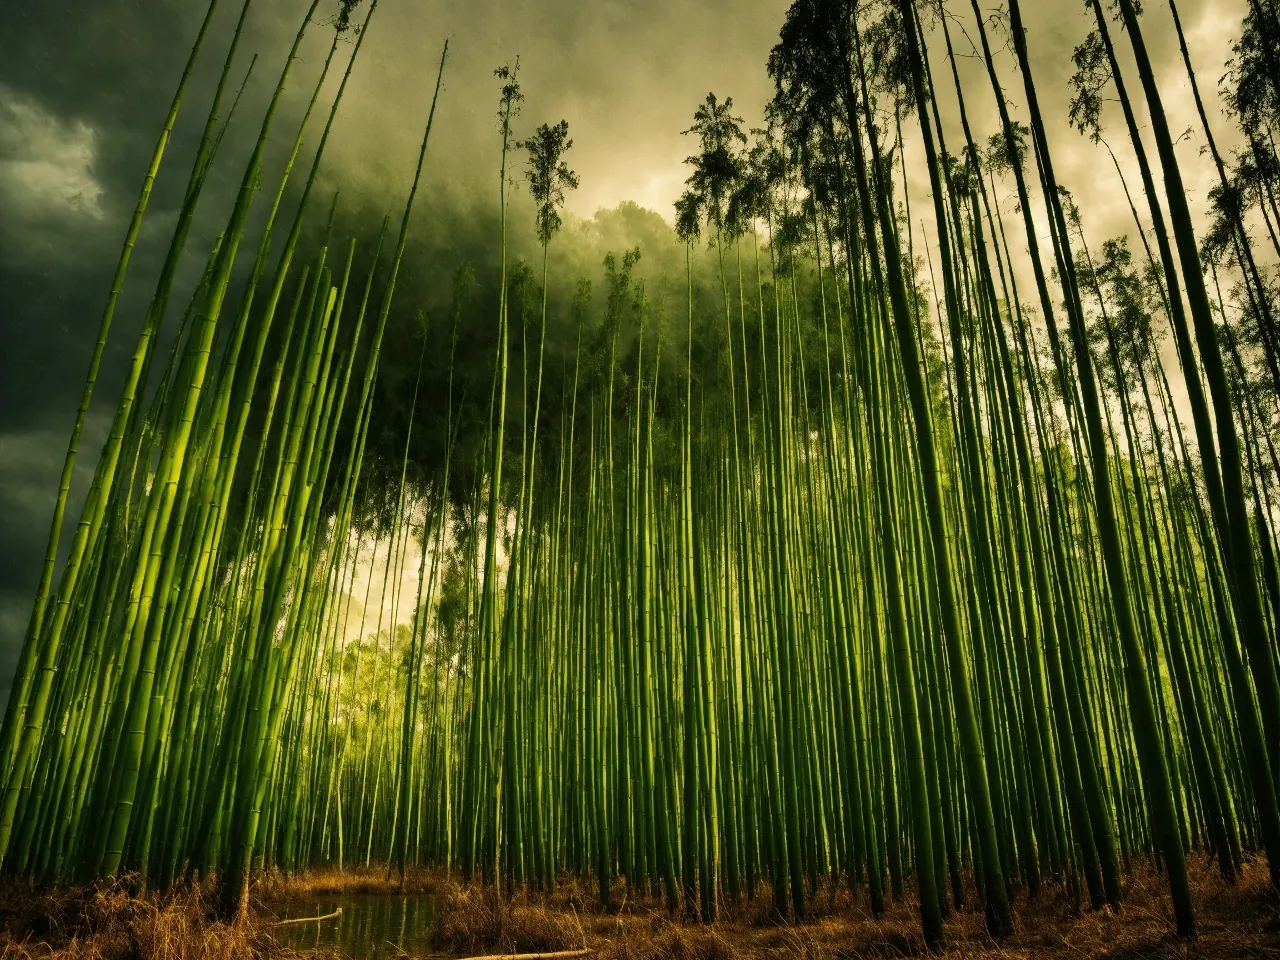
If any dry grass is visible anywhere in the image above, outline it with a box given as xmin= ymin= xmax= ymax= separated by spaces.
xmin=0 ymin=875 xmax=308 ymax=960
xmin=255 ymin=865 xmax=442 ymax=903
xmin=426 ymin=855 xmax=1280 ymax=960
xmin=431 ymin=884 xmax=584 ymax=956
xmin=2 ymin=856 xmax=1276 ymax=959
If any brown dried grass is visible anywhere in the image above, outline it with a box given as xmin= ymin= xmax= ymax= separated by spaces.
xmin=427 ymin=855 xmax=1280 ymax=960
xmin=254 ymin=865 xmax=441 ymax=903
xmin=0 ymin=875 xmax=307 ymax=960
xmin=430 ymin=883 xmax=583 ymax=956
xmin=2 ymin=855 xmax=1276 ymax=959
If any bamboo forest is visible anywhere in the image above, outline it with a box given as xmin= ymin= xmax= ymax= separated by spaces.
xmin=3 ymin=0 xmax=1280 ymax=956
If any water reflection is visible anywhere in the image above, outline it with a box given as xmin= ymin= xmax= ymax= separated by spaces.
xmin=269 ymin=893 xmax=435 ymax=959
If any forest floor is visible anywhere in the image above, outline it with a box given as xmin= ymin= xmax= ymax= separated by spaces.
xmin=1 ymin=856 xmax=1277 ymax=959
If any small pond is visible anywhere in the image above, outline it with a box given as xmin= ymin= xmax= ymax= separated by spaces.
xmin=268 ymin=893 xmax=436 ymax=959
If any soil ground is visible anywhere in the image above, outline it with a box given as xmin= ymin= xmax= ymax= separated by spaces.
xmin=1 ymin=855 xmax=1276 ymax=958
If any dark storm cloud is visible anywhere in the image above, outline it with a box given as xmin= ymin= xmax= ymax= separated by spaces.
xmin=0 ymin=0 xmax=317 ymax=696
xmin=0 ymin=0 xmax=1248 ymax=700
xmin=0 ymin=0 xmax=787 ymax=699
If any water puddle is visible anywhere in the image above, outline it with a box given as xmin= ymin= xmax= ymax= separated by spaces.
xmin=268 ymin=893 xmax=436 ymax=959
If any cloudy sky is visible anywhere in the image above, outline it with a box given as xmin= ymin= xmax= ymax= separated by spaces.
xmin=0 ymin=0 xmax=1249 ymax=700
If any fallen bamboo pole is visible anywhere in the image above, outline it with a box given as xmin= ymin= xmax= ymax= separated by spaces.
xmin=455 ymin=950 xmax=593 ymax=960
xmin=270 ymin=907 xmax=343 ymax=926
